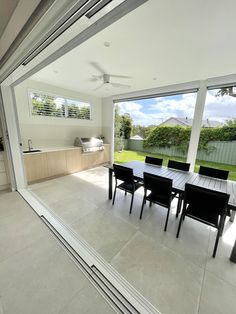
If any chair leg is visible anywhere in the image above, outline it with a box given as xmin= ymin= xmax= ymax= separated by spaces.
xmin=149 ymin=201 xmax=152 ymax=207
xmin=213 ymin=229 xmax=221 ymax=258
xmin=129 ymin=193 xmax=134 ymax=214
xmin=219 ymin=215 xmax=226 ymax=237
xmin=164 ymin=207 xmax=171 ymax=232
xmin=112 ymin=185 xmax=117 ymax=205
xmin=176 ymin=213 xmax=184 ymax=238
xmin=140 ymin=196 xmax=146 ymax=219
xmin=176 ymin=196 xmax=182 ymax=218
xmin=125 ymin=190 xmax=127 ymax=196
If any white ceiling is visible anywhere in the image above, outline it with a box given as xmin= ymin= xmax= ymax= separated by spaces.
xmin=0 ymin=0 xmax=19 ymax=38
xmin=31 ymin=0 xmax=236 ymax=98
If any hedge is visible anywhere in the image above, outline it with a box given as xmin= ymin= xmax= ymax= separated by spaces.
xmin=143 ymin=126 xmax=236 ymax=153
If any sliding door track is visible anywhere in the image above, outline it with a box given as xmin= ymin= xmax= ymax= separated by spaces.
xmin=41 ymin=215 xmax=140 ymax=314
xmin=19 ymin=188 xmax=160 ymax=314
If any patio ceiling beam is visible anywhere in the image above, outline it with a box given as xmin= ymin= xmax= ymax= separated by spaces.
xmin=187 ymin=81 xmax=207 ymax=171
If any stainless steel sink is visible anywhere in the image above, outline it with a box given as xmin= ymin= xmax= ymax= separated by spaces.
xmin=23 ymin=149 xmax=41 ymax=153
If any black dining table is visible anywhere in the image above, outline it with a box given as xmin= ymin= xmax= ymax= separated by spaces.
xmin=108 ymin=160 xmax=236 ymax=262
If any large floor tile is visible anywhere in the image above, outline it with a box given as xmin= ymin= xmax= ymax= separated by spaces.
xmin=59 ymin=282 xmax=116 ymax=314
xmin=162 ymin=216 xmax=211 ymax=268
xmin=0 ymin=192 xmax=29 ymax=219
xmin=0 ymin=212 xmax=113 ymax=313
xmin=205 ymin=220 xmax=236 ymax=287
xmin=199 ymin=271 xmax=236 ymax=314
xmin=138 ymin=202 xmax=178 ymax=246
xmin=0 ymin=197 xmax=49 ymax=263
xmin=30 ymin=181 xmax=76 ymax=205
xmin=49 ymin=195 xmax=99 ymax=225
xmin=107 ymin=192 xmax=150 ymax=228
xmin=0 ymin=189 xmax=116 ymax=314
xmin=70 ymin=209 xmax=138 ymax=262
xmin=110 ymin=232 xmax=203 ymax=314
xmin=0 ymin=234 xmax=90 ymax=314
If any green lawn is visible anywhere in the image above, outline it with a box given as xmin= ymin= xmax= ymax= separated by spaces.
xmin=114 ymin=150 xmax=236 ymax=181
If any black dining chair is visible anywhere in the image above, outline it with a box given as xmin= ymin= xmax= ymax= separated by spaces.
xmin=199 ymin=166 xmax=231 ymax=220
xmin=112 ymin=164 xmax=142 ymax=214
xmin=145 ymin=156 xmax=163 ymax=166
xmin=140 ymin=172 xmax=174 ymax=231
xmin=199 ymin=165 xmax=229 ymax=180
xmin=176 ymin=183 xmax=229 ymax=258
xmin=168 ymin=160 xmax=190 ymax=172
xmin=168 ymin=160 xmax=190 ymax=217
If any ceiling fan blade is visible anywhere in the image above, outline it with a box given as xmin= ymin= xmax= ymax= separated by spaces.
xmin=89 ymin=62 xmax=106 ymax=75
xmin=93 ymin=83 xmax=104 ymax=91
xmin=111 ymin=82 xmax=131 ymax=89
xmin=89 ymin=75 xmax=101 ymax=82
xmin=109 ymin=74 xmax=132 ymax=79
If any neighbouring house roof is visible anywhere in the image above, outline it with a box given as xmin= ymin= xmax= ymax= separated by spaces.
xmin=159 ymin=117 xmax=223 ymax=128
xmin=130 ymin=135 xmax=143 ymax=140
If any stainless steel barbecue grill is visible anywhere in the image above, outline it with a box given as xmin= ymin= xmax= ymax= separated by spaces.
xmin=75 ymin=137 xmax=104 ymax=153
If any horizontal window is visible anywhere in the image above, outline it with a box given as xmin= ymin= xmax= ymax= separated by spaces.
xmin=30 ymin=91 xmax=91 ymax=120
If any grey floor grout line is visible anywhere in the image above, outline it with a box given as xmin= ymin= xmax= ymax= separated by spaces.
xmin=109 ymin=231 xmax=140 ymax=264
xmin=197 ymin=227 xmax=212 ymax=314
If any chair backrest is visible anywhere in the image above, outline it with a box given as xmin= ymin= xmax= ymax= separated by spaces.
xmin=145 ymin=156 xmax=163 ymax=166
xmin=143 ymin=172 xmax=172 ymax=206
xmin=184 ymin=183 xmax=229 ymax=227
xmin=113 ymin=164 xmax=134 ymax=183
xmin=168 ymin=160 xmax=190 ymax=172
xmin=199 ymin=166 xmax=229 ymax=180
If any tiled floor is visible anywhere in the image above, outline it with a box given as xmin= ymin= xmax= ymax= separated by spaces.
xmin=29 ymin=167 xmax=236 ymax=314
xmin=0 ymin=190 xmax=116 ymax=314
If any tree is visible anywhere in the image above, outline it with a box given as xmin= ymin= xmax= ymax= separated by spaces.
xmin=114 ymin=106 xmax=124 ymax=151
xmin=31 ymin=93 xmax=60 ymax=116
xmin=67 ymin=104 xmax=90 ymax=119
xmin=225 ymin=118 xmax=236 ymax=127
xmin=79 ymin=106 xmax=90 ymax=119
xmin=120 ymin=113 xmax=132 ymax=139
xmin=132 ymin=125 xmax=155 ymax=139
xmin=216 ymin=87 xmax=236 ymax=98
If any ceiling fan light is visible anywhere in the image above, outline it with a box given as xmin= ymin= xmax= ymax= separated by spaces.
xmin=104 ymin=82 xmax=112 ymax=91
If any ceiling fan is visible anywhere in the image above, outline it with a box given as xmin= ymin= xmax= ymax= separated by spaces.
xmin=89 ymin=62 xmax=131 ymax=91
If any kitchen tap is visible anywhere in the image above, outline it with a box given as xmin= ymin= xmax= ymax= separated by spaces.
xmin=28 ymin=139 xmax=33 ymax=151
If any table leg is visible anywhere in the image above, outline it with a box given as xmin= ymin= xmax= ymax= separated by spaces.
xmin=230 ymin=210 xmax=235 ymax=223
xmin=108 ymin=168 xmax=113 ymax=200
xmin=230 ymin=238 xmax=236 ymax=263
xmin=176 ymin=193 xmax=183 ymax=218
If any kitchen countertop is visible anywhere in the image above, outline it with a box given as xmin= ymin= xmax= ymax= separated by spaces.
xmin=23 ymin=144 xmax=109 ymax=155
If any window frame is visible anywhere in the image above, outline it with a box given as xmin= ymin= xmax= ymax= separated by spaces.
xmin=28 ymin=88 xmax=92 ymax=121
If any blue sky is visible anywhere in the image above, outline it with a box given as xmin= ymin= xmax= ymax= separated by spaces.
xmin=117 ymin=90 xmax=236 ymax=126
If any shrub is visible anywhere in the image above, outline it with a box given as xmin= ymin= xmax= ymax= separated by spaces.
xmin=144 ymin=126 xmax=236 ymax=153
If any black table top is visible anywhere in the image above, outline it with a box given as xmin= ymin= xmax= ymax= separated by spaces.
xmin=120 ymin=161 xmax=236 ymax=210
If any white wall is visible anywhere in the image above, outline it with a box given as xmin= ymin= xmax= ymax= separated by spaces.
xmin=102 ymin=96 xmax=114 ymax=163
xmin=14 ymin=79 xmax=103 ymax=149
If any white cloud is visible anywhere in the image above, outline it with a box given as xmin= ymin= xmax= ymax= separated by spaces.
xmin=203 ymin=91 xmax=236 ymax=121
xmin=149 ymin=93 xmax=197 ymax=119
xmin=118 ymin=101 xmax=162 ymax=126
xmin=117 ymin=91 xmax=236 ymax=126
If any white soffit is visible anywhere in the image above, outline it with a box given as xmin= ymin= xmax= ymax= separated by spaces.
xmin=30 ymin=0 xmax=236 ymax=97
